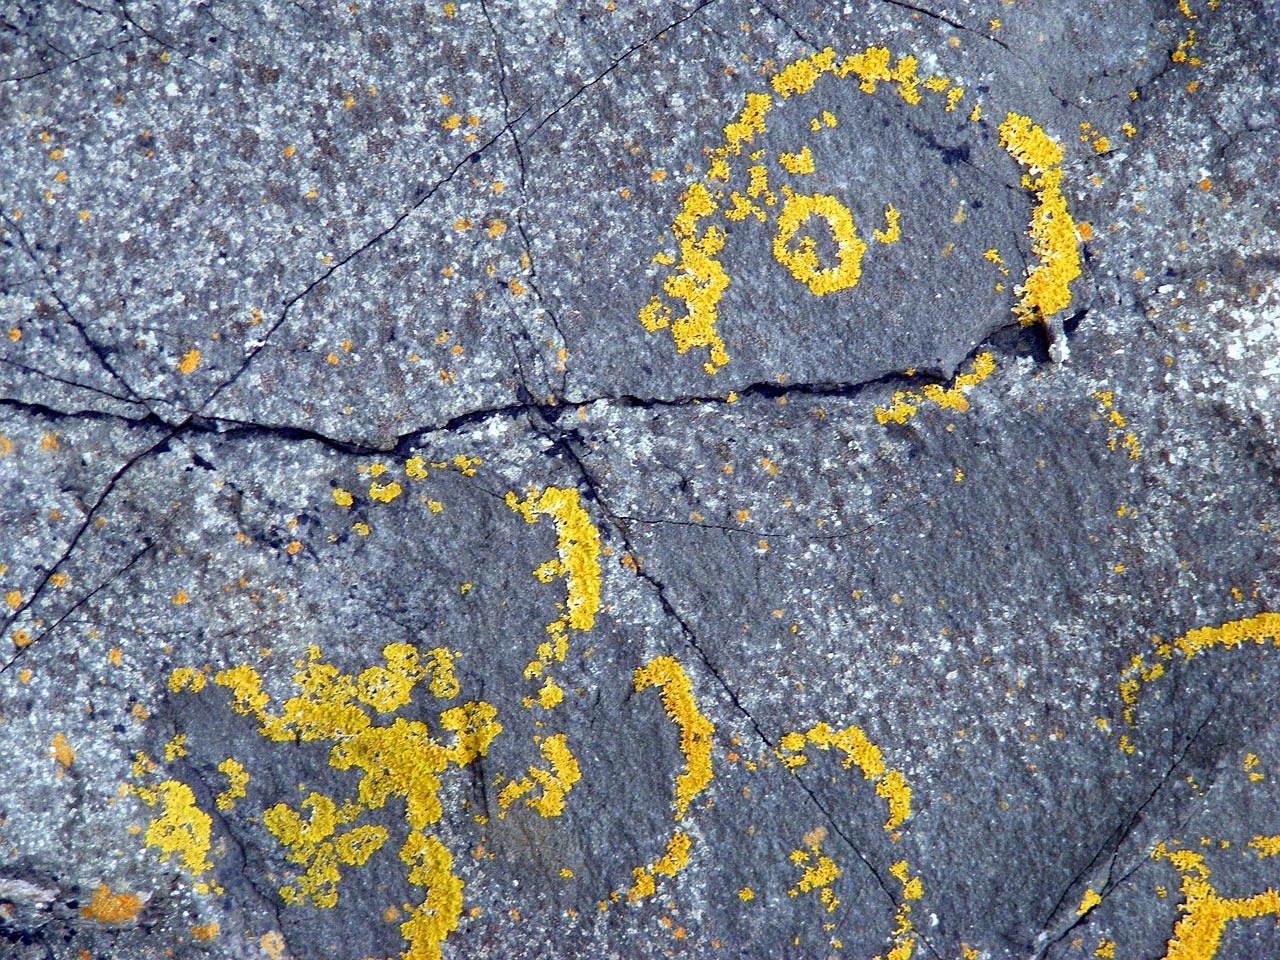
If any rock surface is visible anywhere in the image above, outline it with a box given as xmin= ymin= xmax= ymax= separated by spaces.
xmin=3 ymin=2 xmax=1280 ymax=959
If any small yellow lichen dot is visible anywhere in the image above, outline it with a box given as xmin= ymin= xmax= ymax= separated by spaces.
xmin=369 ymin=480 xmax=402 ymax=503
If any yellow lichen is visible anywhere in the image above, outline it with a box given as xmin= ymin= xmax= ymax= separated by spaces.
xmin=1152 ymin=841 xmax=1280 ymax=960
xmin=998 ymin=114 xmax=1081 ymax=326
xmin=873 ymin=203 xmax=901 ymax=244
xmin=1078 ymin=887 xmax=1102 ymax=915
xmin=874 ymin=353 xmax=995 ymax=425
xmin=1092 ymin=391 xmax=1141 ymax=459
xmin=746 ymin=164 xmax=774 ymax=204
xmin=1119 ymin=614 xmax=1280 ymax=737
xmin=771 ymin=48 xmax=835 ymax=99
xmin=639 ymin=217 xmax=731 ymax=373
xmin=722 ymin=91 xmax=773 ymax=156
xmin=1250 ymin=835 xmax=1280 ymax=858
xmin=725 ymin=191 xmax=766 ymax=223
xmin=450 ymin=454 xmax=482 ymax=476
xmin=876 ymin=769 xmax=912 ymax=832
xmin=138 ymin=780 xmax=213 ymax=878
xmin=215 ymin=758 xmax=248 ymax=811
xmin=191 ymin=922 xmax=220 ymax=941
xmin=163 ymin=641 xmax=495 ymax=958
xmin=163 ymin=733 xmax=188 ymax=761
xmin=263 ymin=792 xmax=388 ymax=907
xmin=1174 ymin=613 xmax=1280 ymax=660
xmin=506 ymin=486 xmax=601 ymax=706
xmin=633 ymin=656 xmax=714 ymax=820
xmin=522 ymin=676 xmax=564 ymax=710
xmin=497 ymin=734 xmax=581 ymax=818
xmin=839 ymin=46 xmax=892 ymax=90
xmin=644 ymin=46 xmax=1060 ymax=376
xmin=777 ymin=146 xmax=815 ymax=175
xmin=878 ymin=858 xmax=920 ymax=960
xmin=50 ymin=732 xmax=76 ymax=770
xmin=778 ymin=721 xmax=911 ymax=830
xmin=787 ymin=833 xmax=841 ymax=911
xmin=628 ymin=830 xmax=693 ymax=901
xmin=889 ymin=859 xmax=923 ymax=901
xmin=398 ymin=830 xmax=465 ymax=960
xmin=506 ymin=486 xmax=601 ymax=636
xmin=369 ymin=480 xmax=402 ymax=503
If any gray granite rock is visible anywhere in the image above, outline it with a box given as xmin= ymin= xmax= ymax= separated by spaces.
xmin=3 ymin=2 xmax=1279 ymax=960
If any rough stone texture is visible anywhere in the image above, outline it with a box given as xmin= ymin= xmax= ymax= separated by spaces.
xmin=3 ymin=2 xmax=1280 ymax=960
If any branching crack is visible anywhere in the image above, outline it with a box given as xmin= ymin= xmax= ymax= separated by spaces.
xmin=111 ymin=0 xmax=213 ymax=72
xmin=3 ymin=211 xmax=156 ymax=416
xmin=512 ymin=396 xmax=941 ymax=960
xmin=0 ymin=357 xmax=154 ymax=409
xmin=190 ymin=116 xmax=526 ymax=417
xmin=877 ymin=0 xmax=1010 ymax=51
xmin=754 ymin=0 xmax=820 ymax=49
xmin=1 ymin=538 xmax=154 ymax=676
xmin=0 ymin=34 xmax=138 ymax=84
xmin=0 ymin=421 xmax=176 ymax=667
xmin=523 ymin=0 xmax=723 ymax=143
xmin=478 ymin=0 xmax=569 ymax=397
xmin=1031 ymin=703 xmax=1221 ymax=958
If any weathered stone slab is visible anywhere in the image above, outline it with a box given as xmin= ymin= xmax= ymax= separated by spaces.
xmin=3 ymin=2 xmax=1280 ymax=960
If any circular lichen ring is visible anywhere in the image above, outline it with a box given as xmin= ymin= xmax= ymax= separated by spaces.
xmin=771 ymin=190 xmax=868 ymax=296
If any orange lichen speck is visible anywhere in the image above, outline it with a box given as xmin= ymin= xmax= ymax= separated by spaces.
xmin=79 ymin=884 xmax=143 ymax=924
